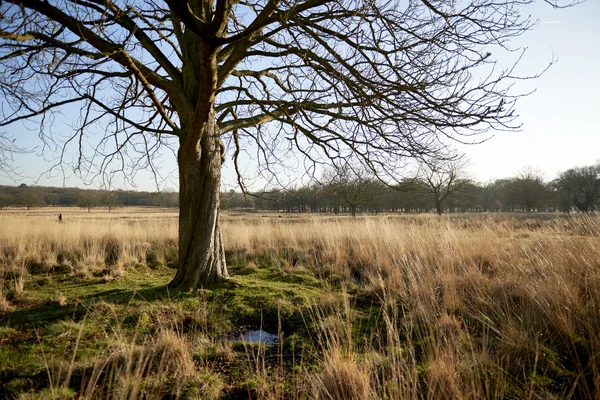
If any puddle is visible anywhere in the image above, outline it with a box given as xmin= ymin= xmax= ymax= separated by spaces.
xmin=234 ymin=330 xmax=279 ymax=345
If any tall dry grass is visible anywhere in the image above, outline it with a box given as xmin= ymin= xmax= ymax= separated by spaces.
xmin=0 ymin=211 xmax=177 ymax=276
xmin=2 ymin=210 xmax=600 ymax=398
xmin=222 ymin=213 xmax=600 ymax=398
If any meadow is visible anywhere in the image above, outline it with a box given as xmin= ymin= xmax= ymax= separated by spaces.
xmin=0 ymin=208 xmax=599 ymax=399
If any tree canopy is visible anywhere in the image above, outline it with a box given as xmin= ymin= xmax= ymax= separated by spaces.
xmin=0 ymin=0 xmax=572 ymax=181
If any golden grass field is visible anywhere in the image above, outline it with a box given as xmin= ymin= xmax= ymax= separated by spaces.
xmin=0 ymin=208 xmax=599 ymax=399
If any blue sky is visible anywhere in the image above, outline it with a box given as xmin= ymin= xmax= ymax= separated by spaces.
xmin=457 ymin=0 xmax=599 ymax=182
xmin=1 ymin=0 xmax=598 ymax=191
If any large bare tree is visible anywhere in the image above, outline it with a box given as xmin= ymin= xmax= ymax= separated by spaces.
xmin=0 ymin=0 xmax=574 ymax=289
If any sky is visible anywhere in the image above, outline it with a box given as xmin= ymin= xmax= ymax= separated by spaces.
xmin=457 ymin=0 xmax=600 ymax=183
xmin=0 ymin=0 xmax=598 ymax=192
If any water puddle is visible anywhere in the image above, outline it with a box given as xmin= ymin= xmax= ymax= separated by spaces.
xmin=233 ymin=330 xmax=279 ymax=345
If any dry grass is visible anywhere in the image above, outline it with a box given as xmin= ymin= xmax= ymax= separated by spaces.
xmin=0 ymin=209 xmax=178 ymax=276
xmin=221 ymin=212 xmax=600 ymax=398
xmin=1 ymin=210 xmax=600 ymax=398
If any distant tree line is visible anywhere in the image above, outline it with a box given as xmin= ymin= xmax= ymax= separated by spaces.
xmin=222 ymin=162 xmax=600 ymax=215
xmin=0 ymin=185 xmax=178 ymax=211
xmin=1 ymin=162 xmax=598 ymax=215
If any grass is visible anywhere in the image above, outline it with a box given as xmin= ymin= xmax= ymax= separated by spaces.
xmin=1 ymin=209 xmax=599 ymax=398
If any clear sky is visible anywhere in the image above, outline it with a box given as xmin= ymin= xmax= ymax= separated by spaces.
xmin=458 ymin=0 xmax=600 ymax=183
xmin=0 ymin=0 xmax=598 ymax=191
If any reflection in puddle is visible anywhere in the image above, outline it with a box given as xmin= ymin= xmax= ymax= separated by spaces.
xmin=234 ymin=330 xmax=279 ymax=345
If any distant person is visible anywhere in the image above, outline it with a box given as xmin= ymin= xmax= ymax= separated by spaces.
xmin=58 ymin=213 xmax=63 ymax=223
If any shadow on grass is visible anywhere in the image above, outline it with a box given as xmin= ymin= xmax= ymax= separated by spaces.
xmin=0 ymin=285 xmax=174 ymax=328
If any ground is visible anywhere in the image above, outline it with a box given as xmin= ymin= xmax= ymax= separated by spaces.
xmin=0 ymin=208 xmax=599 ymax=399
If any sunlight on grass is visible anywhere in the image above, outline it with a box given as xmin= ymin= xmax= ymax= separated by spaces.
xmin=1 ymin=211 xmax=599 ymax=398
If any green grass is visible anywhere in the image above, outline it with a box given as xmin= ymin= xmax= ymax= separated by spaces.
xmin=0 ymin=257 xmax=333 ymax=399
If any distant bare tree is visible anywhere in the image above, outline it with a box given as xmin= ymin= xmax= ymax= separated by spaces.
xmin=78 ymin=193 xmax=99 ymax=212
xmin=0 ymin=194 xmax=10 ymax=210
xmin=507 ymin=167 xmax=549 ymax=212
xmin=414 ymin=154 xmax=470 ymax=215
xmin=224 ymin=191 xmax=255 ymax=210
xmin=555 ymin=164 xmax=600 ymax=212
xmin=101 ymin=191 xmax=122 ymax=213
xmin=159 ymin=189 xmax=179 ymax=209
xmin=321 ymin=163 xmax=383 ymax=217
xmin=16 ymin=191 xmax=45 ymax=210
xmin=492 ymin=200 xmax=503 ymax=212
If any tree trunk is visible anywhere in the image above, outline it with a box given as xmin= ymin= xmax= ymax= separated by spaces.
xmin=574 ymin=198 xmax=588 ymax=212
xmin=169 ymin=113 xmax=229 ymax=290
xmin=436 ymin=202 xmax=443 ymax=215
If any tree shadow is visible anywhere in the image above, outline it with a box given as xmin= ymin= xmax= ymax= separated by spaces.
xmin=0 ymin=285 xmax=174 ymax=328
xmin=0 ymin=277 xmax=243 ymax=329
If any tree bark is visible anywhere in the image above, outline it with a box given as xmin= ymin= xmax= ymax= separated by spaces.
xmin=169 ymin=112 xmax=229 ymax=290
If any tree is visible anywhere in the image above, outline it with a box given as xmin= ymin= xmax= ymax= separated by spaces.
xmin=321 ymin=163 xmax=384 ymax=217
xmin=479 ymin=181 xmax=498 ymax=212
xmin=492 ymin=200 xmax=503 ymax=212
xmin=78 ymin=193 xmax=100 ymax=212
xmin=447 ymin=180 xmax=480 ymax=212
xmin=487 ymin=178 xmax=514 ymax=211
xmin=101 ymin=191 xmax=122 ymax=212
xmin=555 ymin=165 xmax=600 ymax=212
xmin=16 ymin=191 xmax=46 ymax=210
xmin=224 ymin=191 xmax=255 ymax=210
xmin=0 ymin=194 xmax=10 ymax=210
xmin=506 ymin=167 xmax=549 ymax=212
xmin=0 ymin=0 xmax=575 ymax=290
xmin=44 ymin=192 xmax=60 ymax=207
xmin=159 ymin=189 xmax=179 ymax=209
xmin=395 ymin=178 xmax=430 ymax=213
xmin=414 ymin=154 xmax=470 ymax=215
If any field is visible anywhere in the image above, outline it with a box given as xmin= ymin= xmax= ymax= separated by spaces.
xmin=0 ymin=208 xmax=599 ymax=399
